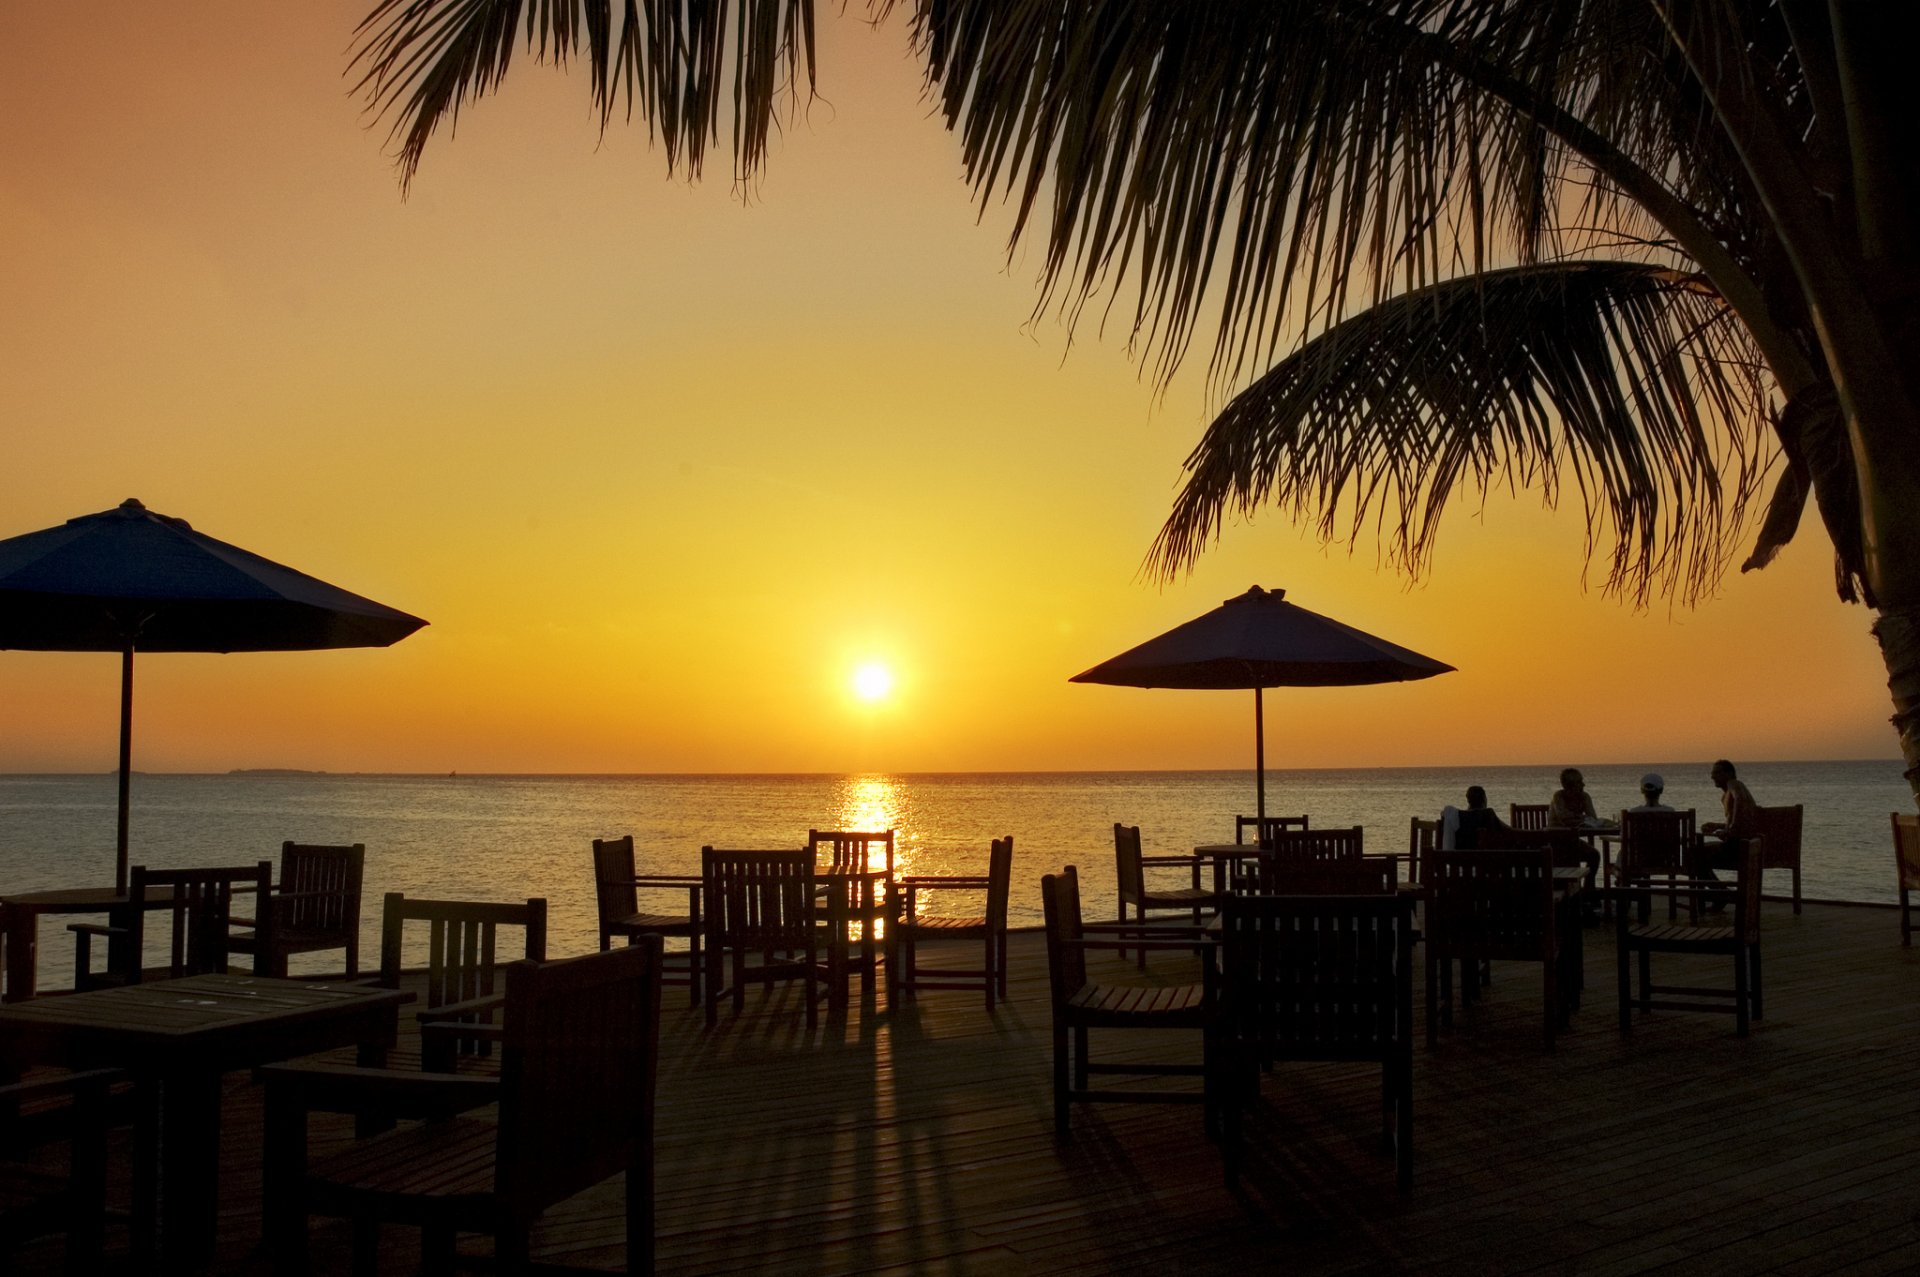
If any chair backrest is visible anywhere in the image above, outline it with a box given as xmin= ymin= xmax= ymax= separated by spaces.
xmin=1113 ymin=823 xmax=1145 ymax=903
xmin=1235 ymin=856 xmax=1397 ymax=896
xmin=1040 ymin=865 xmax=1089 ymax=1005
xmin=985 ymin=836 xmax=1015 ymax=930
xmin=807 ymin=829 xmax=895 ymax=877
xmin=1618 ymin=808 xmax=1698 ymax=879
xmin=1754 ymin=805 xmax=1804 ymax=870
xmin=591 ymin=835 xmax=640 ymax=932
xmin=276 ymin=842 xmax=364 ymax=939
xmin=495 ymin=940 xmax=661 ymax=1216
xmin=1732 ymin=838 xmax=1765 ymax=939
xmin=1894 ymin=813 xmax=1920 ymax=889
xmin=1264 ymin=826 xmax=1364 ymax=864
xmin=1426 ymin=848 xmax=1556 ymax=960
xmin=1235 ymin=814 xmax=1309 ymax=846
xmin=376 ymin=894 xmax=549 ymax=1009
xmin=1407 ymin=817 xmax=1440 ymax=885
xmin=1217 ymin=892 xmax=1414 ymax=1060
xmin=128 ymin=861 xmax=274 ymax=982
xmin=701 ymin=848 xmax=815 ymax=956
xmin=1509 ymin=803 xmax=1551 ymax=832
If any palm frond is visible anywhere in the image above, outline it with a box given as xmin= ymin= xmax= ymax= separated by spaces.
xmin=1146 ymin=260 xmax=1774 ymax=606
xmin=351 ymin=0 xmax=817 ymax=191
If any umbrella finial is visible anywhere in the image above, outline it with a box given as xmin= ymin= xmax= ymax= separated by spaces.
xmin=120 ymin=498 xmax=145 ymax=511
xmin=1229 ymin=585 xmax=1283 ymax=605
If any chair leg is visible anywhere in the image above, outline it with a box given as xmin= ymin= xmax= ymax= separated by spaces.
xmin=1073 ymin=1026 xmax=1090 ymax=1090
xmin=1792 ymin=866 xmax=1802 ymax=915
xmin=628 ymin=1150 xmax=656 ymax=1277
xmin=997 ymin=932 xmax=1009 ymax=998
xmin=1750 ymin=943 xmax=1764 ymax=1021
xmin=1543 ymin=960 xmax=1558 ymax=1052
xmin=351 ymin=1217 xmax=380 ymax=1277
xmin=983 ymin=936 xmax=995 ymax=1013
xmin=1052 ymin=1022 xmax=1071 ymax=1136
xmin=1424 ymin=946 xmax=1439 ymax=1047
xmin=1617 ymin=933 xmax=1632 ymax=1033
xmin=1734 ymin=942 xmax=1751 ymax=1037
xmin=423 ymin=1223 xmax=458 ymax=1277
xmin=496 ymin=1220 xmax=530 ymax=1274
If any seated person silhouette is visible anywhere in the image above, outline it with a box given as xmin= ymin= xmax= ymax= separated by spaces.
xmin=1629 ymin=772 xmax=1674 ymax=814
xmin=1455 ymin=785 xmax=1509 ymax=850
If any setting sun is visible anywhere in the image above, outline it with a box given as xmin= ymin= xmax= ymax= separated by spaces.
xmin=852 ymin=663 xmax=895 ymax=703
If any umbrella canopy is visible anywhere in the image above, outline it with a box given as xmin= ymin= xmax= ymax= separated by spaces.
xmin=1071 ymin=586 xmax=1453 ymax=820
xmin=0 ymin=499 xmax=427 ymax=886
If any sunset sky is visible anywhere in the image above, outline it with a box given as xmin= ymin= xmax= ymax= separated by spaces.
xmin=0 ymin=2 xmax=1898 ymax=775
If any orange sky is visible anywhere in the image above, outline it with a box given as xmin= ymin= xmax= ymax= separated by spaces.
xmin=0 ymin=3 xmax=1898 ymax=775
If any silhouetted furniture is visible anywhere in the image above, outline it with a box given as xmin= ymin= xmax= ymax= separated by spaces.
xmin=1509 ymin=803 xmax=1551 ymax=833
xmin=71 ymin=862 xmax=272 ymax=990
xmin=1113 ymin=823 xmax=1218 ymax=968
xmin=227 ymin=842 xmax=366 ymax=979
xmin=1234 ymin=813 xmax=1309 ymax=846
xmin=1212 ymin=893 xmax=1415 ymax=1190
xmin=0 ymin=973 xmax=405 ymax=1267
xmin=373 ymin=894 xmax=548 ymax=1072
xmin=0 ymin=1068 xmax=116 ymax=1274
xmin=1407 ymin=816 xmax=1441 ymax=889
xmin=261 ymin=941 xmax=661 ymax=1277
xmin=808 ymin=830 xmax=894 ymax=1001
xmin=1041 ymin=866 xmax=1210 ymax=1135
xmin=1616 ymin=809 xmax=1698 ymax=921
xmin=1615 ymin=840 xmax=1764 ymax=1036
xmin=701 ymin=848 xmax=825 ymax=1029
xmin=1895 ymin=813 xmax=1920 ymax=947
xmin=1264 ymin=826 xmax=1365 ymax=864
xmin=1754 ymin=804 xmax=1805 ymax=914
xmin=592 ymin=835 xmax=701 ymax=1006
xmin=1425 ymin=849 xmax=1567 ymax=1050
xmin=890 ymin=837 xmax=1014 ymax=1009
xmin=1232 ymin=856 xmax=1398 ymax=896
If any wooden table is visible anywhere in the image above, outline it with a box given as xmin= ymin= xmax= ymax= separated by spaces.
xmin=1 ymin=885 xmax=155 ymax=1003
xmin=0 ymin=973 xmax=409 ymax=1266
xmin=1193 ymin=844 xmax=1406 ymax=895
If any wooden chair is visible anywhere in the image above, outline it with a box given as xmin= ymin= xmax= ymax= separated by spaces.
xmin=1615 ymin=840 xmax=1764 ymax=1036
xmin=1212 ymin=893 xmax=1416 ymax=1190
xmin=1617 ymin=809 xmax=1698 ymax=920
xmin=1895 ymin=813 xmax=1920 ymax=947
xmin=1755 ymin=804 xmax=1805 ymax=914
xmin=227 ymin=842 xmax=366 ymax=979
xmin=1425 ymin=849 xmax=1567 ymax=1050
xmin=1509 ymin=803 xmax=1551 ymax=833
xmin=261 ymin=940 xmax=661 ymax=1277
xmin=1264 ymin=826 xmax=1365 ymax=865
xmin=1406 ymin=816 xmax=1440 ymax=889
xmin=701 ymin=848 xmax=826 ymax=1029
xmin=1234 ymin=813 xmax=1309 ymax=847
xmin=373 ymin=894 xmax=548 ymax=1072
xmin=71 ymin=862 xmax=272 ymax=989
xmin=807 ymin=829 xmax=894 ymax=1000
xmin=1113 ymin=823 xmax=1218 ymax=968
xmin=592 ymin=835 xmax=701 ymax=1006
xmin=1041 ymin=866 xmax=1210 ymax=1136
xmin=0 ymin=1069 xmax=117 ymax=1274
xmin=890 ymin=836 xmax=1014 ymax=1009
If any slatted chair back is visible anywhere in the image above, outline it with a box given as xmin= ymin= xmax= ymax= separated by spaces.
xmin=1509 ymin=803 xmax=1551 ymax=832
xmin=1264 ymin=826 xmax=1365 ymax=865
xmin=276 ymin=843 xmax=363 ymax=940
xmin=1256 ymin=857 xmax=1397 ymax=896
xmin=592 ymin=834 xmax=641 ymax=935
xmin=101 ymin=862 xmax=273 ymax=985
xmin=807 ymin=829 xmax=895 ymax=878
xmin=985 ymin=836 xmax=1015 ymax=931
xmin=495 ymin=941 xmax=661 ymax=1226
xmin=1754 ymin=804 xmax=1805 ymax=913
xmin=1113 ymin=823 xmax=1146 ymax=906
xmin=1894 ymin=813 xmax=1920 ymax=946
xmin=1407 ymin=816 xmax=1440 ymax=886
xmin=1427 ymin=849 xmax=1556 ymax=962
xmin=1041 ymin=864 xmax=1091 ymax=1000
xmin=702 ymin=849 xmax=816 ymax=961
xmin=1618 ymin=808 xmax=1698 ymax=881
xmin=376 ymin=894 xmax=549 ymax=1011
xmin=1234 ymin=813 xmax=1309 ymax=847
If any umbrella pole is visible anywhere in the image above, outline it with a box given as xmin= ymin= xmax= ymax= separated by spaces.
xmin=116 ymin=644 xmax=132 ymax=892
xmin=1254 ymin=685 xmax=1266 ymax=824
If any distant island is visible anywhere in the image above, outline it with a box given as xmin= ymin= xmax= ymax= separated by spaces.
xmin=228 ymin=768 xmax=328 ymax=776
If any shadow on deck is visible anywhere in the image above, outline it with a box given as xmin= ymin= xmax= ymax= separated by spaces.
xmin=9 ymin=899 xmax=1920 ymax=1274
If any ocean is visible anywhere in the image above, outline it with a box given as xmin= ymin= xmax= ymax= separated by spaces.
xmin=0 ymin=761 xmax=1909 ymax=986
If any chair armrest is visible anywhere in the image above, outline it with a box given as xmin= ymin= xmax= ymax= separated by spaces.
xmin=416 ymin=993 xmax=506 ymax=1023
xmin=0 ymin=1067 xmax=122 ymax=1107
xmin=66 ymin=922 xmax=124 ymax=938
xmin=898 ymin=875 xmax=990 ymax=886
xmin=1141 ymin=854 xmax=1204 ymax=866
xmin=256 ymin=1061 xmax=499 ymax=1119
xmin=622 ymin=875 xmax=701 ymax=886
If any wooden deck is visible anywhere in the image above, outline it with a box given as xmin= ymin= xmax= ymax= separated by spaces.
xmin=9 ymin=899 xmax=1920 ymax=1274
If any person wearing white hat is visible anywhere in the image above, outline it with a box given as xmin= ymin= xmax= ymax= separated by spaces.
xmin=1630 ymin=773 xmax=1674 ymax=813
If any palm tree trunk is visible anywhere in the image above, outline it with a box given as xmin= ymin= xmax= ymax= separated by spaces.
xmin=1872 ymin=606 xmax=1920 ymax=801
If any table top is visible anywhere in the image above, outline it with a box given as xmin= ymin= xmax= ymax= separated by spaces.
xmin=0 ymin=973 xmax=409 ymax=1068
xmin=1 ymin=885 xmax=134 ymax=909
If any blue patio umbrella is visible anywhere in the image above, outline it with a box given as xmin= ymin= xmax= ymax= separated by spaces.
xmin=1070 ymin=586 xmax=1453 ymax=822
xmin=0 ymin=499 xmax=427 ymax=887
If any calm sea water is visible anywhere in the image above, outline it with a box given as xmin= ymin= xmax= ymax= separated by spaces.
xmin=0 ymin=762 xmax=1909 ymax=986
